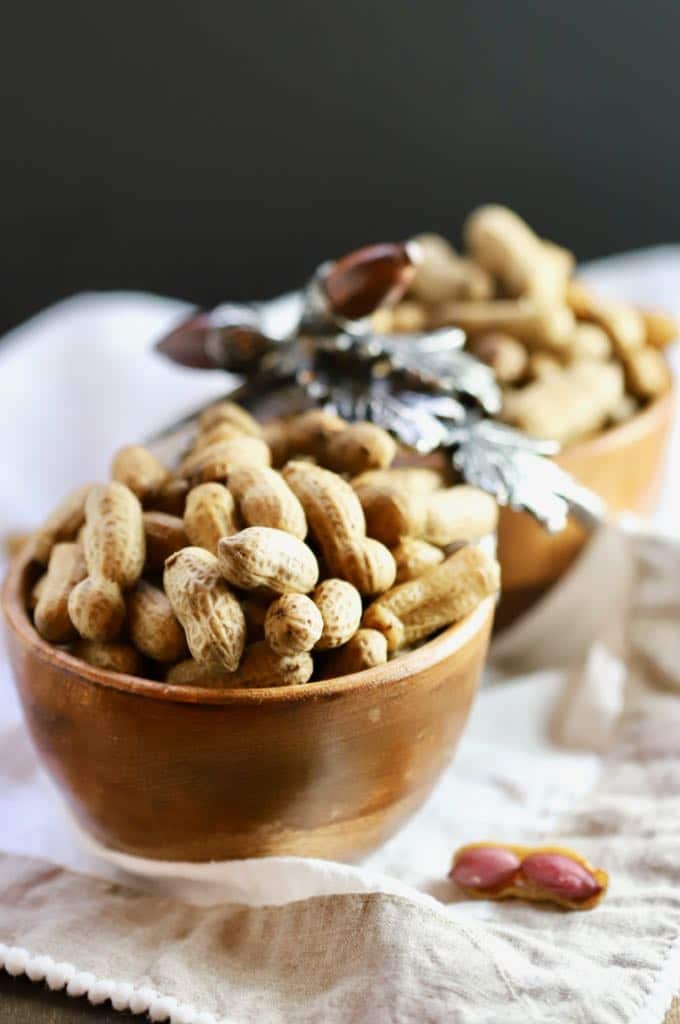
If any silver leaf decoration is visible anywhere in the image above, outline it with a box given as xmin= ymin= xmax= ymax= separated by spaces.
xmin=353 ymin=329 xmax=502 ymax=414
xmin=325 ymin=385 xmax=451 ymax=453
xmin=449 ymin=419 xmax=606 ymax=533
xmin=150 ymin=263 xmax=607 ymax=534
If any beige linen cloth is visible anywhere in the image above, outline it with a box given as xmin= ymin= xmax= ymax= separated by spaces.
xmin=1 ymin=248 xmax=680 ymax=1023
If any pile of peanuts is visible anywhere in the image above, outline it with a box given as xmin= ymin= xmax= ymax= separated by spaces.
xmin=373 ymin=205 xmax=676 ymax=446
xmin=27 ymin=401 xmax=500 ymax=687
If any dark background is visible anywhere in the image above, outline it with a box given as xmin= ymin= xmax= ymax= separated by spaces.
xmin=2 ymin=0 xmax=679 ymax=334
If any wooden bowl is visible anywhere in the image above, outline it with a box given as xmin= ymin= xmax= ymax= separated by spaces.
xmin=2 ymin=549 xmax=494 ymax=863
xmin=495 ymin=387 xmax=675 ymax=627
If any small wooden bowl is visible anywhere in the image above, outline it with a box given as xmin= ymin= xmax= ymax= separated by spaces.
xmin=2 ymin=549 xmax=494 ymax=863
xmin=495 ymin=386 xmax=675 ymax=627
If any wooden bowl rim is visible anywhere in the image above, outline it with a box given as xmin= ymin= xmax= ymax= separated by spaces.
xmin=2 ymin=548 xmax=494 ymax=706
xmin=556 ymin=381 xmax=675 ymax=463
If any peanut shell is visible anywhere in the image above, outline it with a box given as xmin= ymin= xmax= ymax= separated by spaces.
xmin=217 ymin=527 xmax=319 ymax=595
xmin=313 ymin=578 xmax=362 ymax=650
xmin=164 ymin=547 xmax=246 ymax=670
xmin=264 ymin=593 xmax=324 ymax=654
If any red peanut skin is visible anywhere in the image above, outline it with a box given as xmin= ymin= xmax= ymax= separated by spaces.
xmin=449 ymin=846 xmax=520 ymax=892
xmin=519 ymin=852 xmax=602 ymax=903
xmin=450 ymin=842 xmax=608 ymax=911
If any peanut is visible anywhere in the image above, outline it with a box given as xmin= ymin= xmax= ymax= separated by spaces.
xmin=111 ymin=445 xmax=169 ymax=502
xmin=449 ymin=845 xmax=520 ymax=891
xmin=528 ymin=352 xmax=563 ymax=381
xmin=262 ymin=418 xmax=291 ymax=467
xmin=501 ymin=360 xmax=625 ymax=445
xmin=31 ymin=483 xmax=92 ymax=566
xmin=184 ymin=483 xmax=240 ymax=554
xmin=152 ymin=476 xmax=189 ymax=517
xmin=71 ymin=519 xmax=85 ymax=546
xmin=230 ymin=641 xmax=314 ymax=687
xmin=384 ymin=300 xmax=429 ymax=333
xmin=179 ymin=437 xmax=271 ymax=485
xmin=321 ymin=422 xmax=397 ymax=476
xmin=228 ymin=466 xmax=307 ymax=539
xmin=318 ymin=628 xmax=388 ymax=679
xmin=312 ymin=578 xmax=362 ymax=649
xmin=371 ymin=307 xmax=397 ymax=334
xmin=127 ymin=580 xmax=188 ymax=663
xmin=217 ymin=526 xmax=319 ymax=595
xmin=354 ymin=484 xmax=421 ymax=546
xmin=520 ymin=852 xmax=603 ymax=904
xmin=413 ymin=485 xmax=498 ymax=547
xmin=164 ymin=547 xmax=246 ymax=670
xmin=68 ymin=483 xmax=145 ymax=642
xmin=80 ymin=483 xmax=146 ymax=588
xmin=467 ymin=332 xmax=529 ymax=384
xmin=264 ymin=593 xmax=324 ymax=654
xmin=356 ymin=483 xmax=497 ymax=547
xmin=67 ymin=578 xmax=126 ymax=642
xmin=29 ymin=574 xmax=47 ymax=610
xmin=590 ymin=302 xmax=645 ymax=356
xmin=431 ymin=298 xmax=575 ymax=353
xmin=192 ymin=422 xmax=249 ymax=451
xmin=622 ymin=346 xmax=671 ymax=400
xmin=568 ymin=322 xmax=611 ymax=361
xmin=143 ymin=511 xmax=188 ymax=573
xmin=449 ymin=842 xmax=608 ymax=911
xmin=282 ymin=408 xmax=347 ymax=461
xmin=34 ymin=542 xmax=87 ymax=642
xmin=409 ymin=233 xmax=494 ymax=303
xmin=464 ymin=205 xmax=574 ymax=304
xmin=641 ymin=309 xmax=679 ymax=350
xmin=283 ymin=461 xmax=396 ymax=595
xmin=565 ymin=277 xmax=598 ymax=319
xmin=167 ymin=642 xmax=314 ymax=688
xmin=363 ymin=545 xmax=500 ymax=651
xmin=609 ymin=393 xmax=639 ymax=425
xmin=392 ymin=537 xmax=445 ymax=583
xmin=351 ymin=467 xmax=446 ymax=495
xmin=72 ymin=640 xmax=142 ymax=676
xmin=197 ymin=400 xmax=262 ymax=437
xmin=566 ymin=280 xmax=645 ymax=355
xmin=166 ymin=658 xmax=218 ymax=686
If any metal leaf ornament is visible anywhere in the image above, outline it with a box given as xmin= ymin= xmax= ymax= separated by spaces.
xmin=152 ymin=240 xmax=605 ymax=533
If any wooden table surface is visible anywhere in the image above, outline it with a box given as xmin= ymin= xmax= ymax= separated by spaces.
xmin=2 ymin=972 xmax=679 ymax=1022
xmin=0 ymin=974 xmax=141 ymax=1023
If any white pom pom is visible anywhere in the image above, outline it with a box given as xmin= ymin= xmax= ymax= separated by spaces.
xmin=46 ymin=962 xmax=73 ymax=990
xmin=5 ymin=947 xmax=28 ymax=976
xmin=88 ymin=979 xmax=113 ymax=1005
xmin=149 ymin=995 xmax=179 ymax=1020
xmin=25 ymin=955 xmax=52 ymax=982
xmin=67 ymin=971 xmax=96 ymax=997
xmin=129 ymin=986 xmax=157 ymax=1014
xmin=110 ymin=981 xmax=134 ymax=1010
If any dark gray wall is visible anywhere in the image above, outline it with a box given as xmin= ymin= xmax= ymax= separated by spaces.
xmin=2 ymin=1 xmax=679 ymax=333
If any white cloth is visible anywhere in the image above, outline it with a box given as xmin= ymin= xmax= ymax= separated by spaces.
xmin=1 ymin=249 xmax=680 ymax=1023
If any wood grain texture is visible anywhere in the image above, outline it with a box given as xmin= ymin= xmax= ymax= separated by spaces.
xmin=2 ymin=550 xmax=493 ymax=862
xmin=0 ymin=973 xmax=143 ymax=1023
